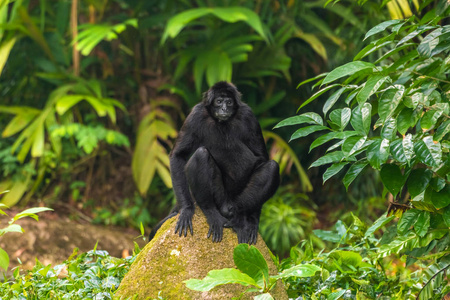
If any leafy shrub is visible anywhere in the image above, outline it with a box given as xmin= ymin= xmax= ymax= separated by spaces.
xmin=276 ymin=6 xmax=450 ymax=299
xmin=0 ymin=249 xmax=135 ymax=300
xmin=260 ymin=187 xmax=323 ymax=255
xmin=0 ymin=198 xmax=52 ymax=272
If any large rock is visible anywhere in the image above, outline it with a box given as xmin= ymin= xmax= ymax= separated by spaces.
xmin=115 ymin=208 xmax=288 ymax=299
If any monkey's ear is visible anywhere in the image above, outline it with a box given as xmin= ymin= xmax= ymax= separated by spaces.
xmin=202 ymin=89 xmax=215 ymax=106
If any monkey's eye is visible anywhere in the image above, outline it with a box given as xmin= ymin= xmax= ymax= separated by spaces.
xmin=226 ymin=100 xmax=232 ymax=106
xmin=215 ymin=99 xmax=222 ymax=105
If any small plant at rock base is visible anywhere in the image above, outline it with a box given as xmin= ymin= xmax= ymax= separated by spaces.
xmin=184 ymin=243 xmax=320 ymax=299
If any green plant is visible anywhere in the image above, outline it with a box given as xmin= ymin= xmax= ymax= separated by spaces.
xmin=260 ymin=186 xmax=322 ymax=255
xmin=0 ymin=195 xmax=52 ymax=272
xmin=184 ymin=243 xmax=320 ymax=299
xmin=0 ymin=248 xmax=136 ymax=300
xmin=276 ymin=5 xmax=450 ymax=298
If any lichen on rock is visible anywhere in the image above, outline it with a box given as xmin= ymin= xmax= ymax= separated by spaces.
xmin=115 ymin=207 xmax=288 ymax=300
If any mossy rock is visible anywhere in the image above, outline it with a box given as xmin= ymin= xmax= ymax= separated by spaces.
xmin=115 ymin=208 xmax=288 ymax=300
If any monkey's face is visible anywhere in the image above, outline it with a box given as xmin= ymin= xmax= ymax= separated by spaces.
xmin=212 ymin=93 xmax=235 ymax=121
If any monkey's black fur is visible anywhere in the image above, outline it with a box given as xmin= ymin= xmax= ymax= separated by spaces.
xmin=149 ymin=82 xmax=279 ymax=244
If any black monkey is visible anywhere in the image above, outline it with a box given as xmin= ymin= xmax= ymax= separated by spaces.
xmin=149 ymin=82 xmax=279 ymax=244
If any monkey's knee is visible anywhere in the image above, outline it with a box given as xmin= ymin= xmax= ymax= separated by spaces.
xmin=185 ymin=147 xmax=209 ymax=174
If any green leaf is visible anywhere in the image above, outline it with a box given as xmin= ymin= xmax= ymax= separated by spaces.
xmin=421 ymin=109 xmax=444 ymax=130
xmin=434 ymin=120 xmax=450 ymax=142
xmin=272 ymin=264 xmax=321 ymax=280
xmin=162 ymin=7 xmax=268 ymax=44
xmin=296 ymin=73 xmax=327 ymax=89
xmin=381 ymin=118 xmax=397 ymax=141
xmin=233 ymin=244 xmax=268 ymax=287
xmin=274 ymin=112 xmax=323 ymax=128
xmin=367 ymin=138 xmax=390 ymax=170
xmin=184 ymin=268 xmax=257 ymax=292
xmin=380 ymin=164 xmax=404 ymax=197
xmin=414 ymin=136 xmax=442 ymax=167
xmin=365 ymin=213 xmax=395 ymax=237
xmin=329 ymin=108 xmax=351 ymax=131
xmin=364 ymin=19 xmax=403 ymax=40
xmin=310 ymin=131 xmax=360 ymax=152
xmin=390 ymin=135 xmax=414 ymax=164
xmin=414 ymin=211 xmax=430 ymax=237
xmin=0 ymin=248 xmax=9 ymax=271
xmin=310 ymin=151 xmax=345 ymax=168
xmin=289 ymin=125 xmax=329 ymax=142
xmin=397 ymin=209 xmax=420 ymax=235
xmin=343 ymin=161 xmax=368 ymax=190
xmin=0 ymin=224 xmax=23 ymax=235
xmin=397 ymin=108 xmax=414 ymax=135
xmin=0 ymin=38 xmax=16 ymax=77
xmin=356 ymin=75 xmax=389 ymax=105
xmin=323 ymin=162 xmax=348 ymax=183
xmin=298 ymin=84 xmax=341 ymax=111
xmin=254 ymin=294 xmax=274 ymax=300
xmin=378 ymin=86 xmax=404 ymax=122
xmin=350 ymin=103 xmax=371 ymax=135
xmin=407 ymin=168 xmax=432 ymax=198
xmin=323 ymin=87 xmax=346 ymax=116
xmin=430 ymin=185 xmax=450 ymax=209
xmin=328 ymin=289 xmax=347 ymax=300
xmin=322 ymin=61 xmax=375 ymax=85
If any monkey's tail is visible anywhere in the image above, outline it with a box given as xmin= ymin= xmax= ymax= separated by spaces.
xmin=148 ymin=205 xmax=180 ymax=241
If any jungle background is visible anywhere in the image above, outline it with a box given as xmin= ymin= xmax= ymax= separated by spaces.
xmin=0 ymin=0 xmax=449 ymax=298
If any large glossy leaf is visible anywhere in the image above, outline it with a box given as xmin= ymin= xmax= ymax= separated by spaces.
xmin=356 ymin=75 xmax=389 ymax=105
xmin=310 ymin=131 xmax=360 ymax=152
xmin=421 ymin=109 xmax=444 ymax=130
xmin=350 ymin=103 xmax=371 ymax=135
xmin=272 ymin=264 xmax=321 ymax=280
xmin=364 ymin=19 xmax=403 ymax=40
xmin=414 ymin=136 xmax=442 ymax=167
xmin=380 ymin=164 xmax=405 ymax=197
xmin=378 ymin=232 xmax=419 ymax=258
xmin=274 ymin=112 xmax=323 ymax=128
xmin=162 ymin=7 xmax=268 ymax=44
xmin=378 ymin=86 xmax=404 ymax=122
xmin=323 ymin=87 xmax=346 ymax=116
xmin=381 ymin=118 xmax=397 ymax=141
xmin=434 ymin=120 xmax=450 ymax=142
xmin=342 ymin=136 xmax=367 ymax=157
xmin=365 ymin=213 xmax=395 ymax=237
xmin=298 ymin=84 xmax=341 ymax=111
xmin=343 ymin=161 xmax=368 ymax=190
xmin=329 ymin=108 xmax=351 ymax=131
xmin=414 ymin=211 xmax=430 ymax=237
xmin=366 ymin=138 xmax=390 ymax=170
xmin=397 ymin=209 xmax=420 ymax=235
xmin=289 ymin=125 xmax=329 ymax=142
xmin=323 ymin=162 xmax=348 ymax=183
xmin=322 ymin=61 xmax=375 ymax=85
xmin=396 ymin=108 xmax=414 ymax=135
xmin=310 ymin=151 xmax=345 ymax=168
xmin=390 ymin=135 xmax=414 ymax=164
xmin=184 ymin=268 xmax=257 ymax=292
xmin=407 ymin=168 xmax=432 ymax=198
xmin=233 ymin=244 xmax=269 ymax=288
xmin=430 ymin=185 xmax=450 ymax=209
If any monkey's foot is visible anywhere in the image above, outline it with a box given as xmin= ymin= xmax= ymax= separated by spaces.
xmin=206 ymin=215 xmax=228 ymax=243
xmin=236 ymin=224 xmax=258 ymax=245
xmin=175 ymin=207 xmax=194 ymax=237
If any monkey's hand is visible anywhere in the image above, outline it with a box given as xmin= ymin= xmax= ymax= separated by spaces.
xmin=175 ymin=207 xmax=194 ymax=237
